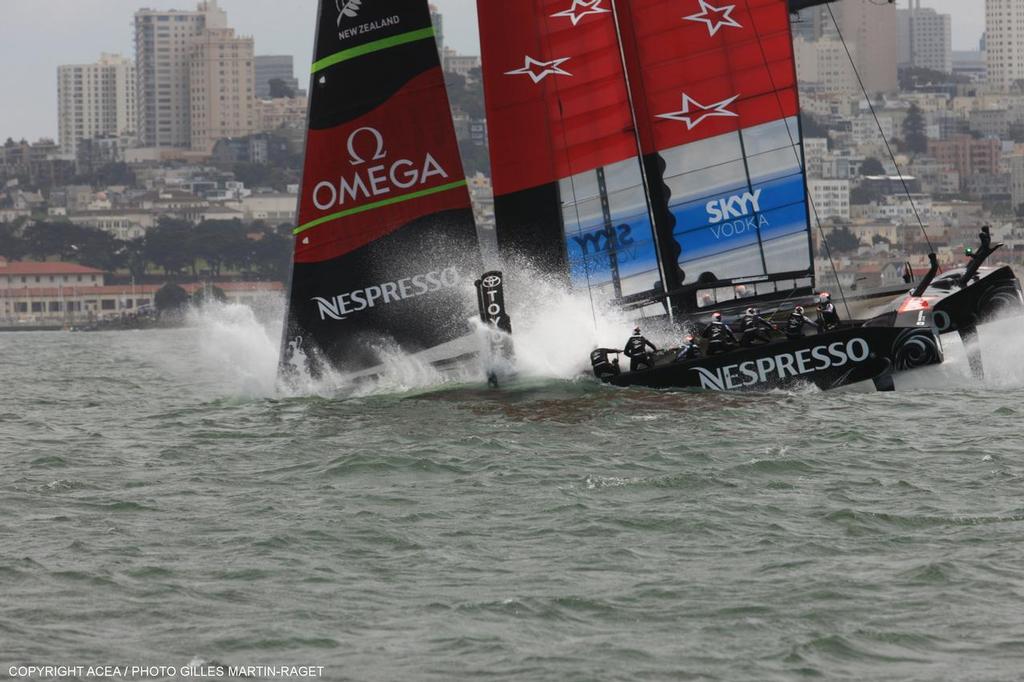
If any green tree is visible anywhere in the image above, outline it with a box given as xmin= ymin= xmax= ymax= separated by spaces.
xmin=154 ymin=283 xmax=190 ymax=316
xmin=74 ymin=228 xmax=121 ymax=271
xmin=145 ymin=218 xmax=195 ymax=275
xmin=824 ymin=226 xmax=861 ymax=253
xmin=231 ymin=162 xmax=288 ymax=187
xmin=120 ymin=237 xmax=148 ymax=281
xmin=193 ymin=220 xmax=250 ymax=277
xmin=902 ymin=104 xmax=928 ymax=154
xmin=251 ymin=230 xmax=292 ymax=280
xmin=92 ymin=162 xmax=136 ymax=188
xmin=22 ymin=221 xmax=81 ymax=260
xmin=0 ymin=219 xmax=28 ymax=259
xmin=860 ymin=157 xmax=885 ymax=176
xmin=191 ymin=284 xmax=227 ymax=306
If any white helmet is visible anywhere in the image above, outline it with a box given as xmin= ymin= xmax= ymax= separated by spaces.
xmin=819 ymin=292 xmax=831 ymax=304
xmin=712 ymin=311 xmax=722 ymax=322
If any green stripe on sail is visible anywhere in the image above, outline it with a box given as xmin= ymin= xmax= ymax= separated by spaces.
xmin=293 ymin=179 xmax=468 ymax=236
xmin=311 ymin=27 xmax=436 ymax=73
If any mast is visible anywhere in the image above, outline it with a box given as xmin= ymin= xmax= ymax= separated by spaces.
xmin=280 ymin=0 xmax=481 ymax=375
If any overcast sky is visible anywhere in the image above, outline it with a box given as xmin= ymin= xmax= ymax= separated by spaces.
xmin=0 ymin=0 xmax=984 ymax=142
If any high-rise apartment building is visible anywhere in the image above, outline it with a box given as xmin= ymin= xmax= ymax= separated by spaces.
xmin=254 ymin=55 xmax=302 ymax=99
xmin=986 ymin=0 xmax=1024 ymax=91
xmin=189 ymin=28 xmax=255 ymax=152
xmin=135 ymin=0 xmax=255 ymax=151
xmin=794 ymin=37 xmax=859 ymax=96
xmin=898 ymin=1 xmax=953 ymax=74
xmin=819 ymin=1 xmax=898 ymax=94
xmin=57 ymin=54 xmax=137 ymax=156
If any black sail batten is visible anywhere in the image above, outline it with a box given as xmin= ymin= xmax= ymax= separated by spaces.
xmin=279 ymin=0 xmax=481 ymax=377
xmin=639 ymin=152 xmax=684 ymax=306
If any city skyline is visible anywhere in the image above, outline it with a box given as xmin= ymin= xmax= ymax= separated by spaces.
xmin=0 ymin=0 xmax=985 ymax=142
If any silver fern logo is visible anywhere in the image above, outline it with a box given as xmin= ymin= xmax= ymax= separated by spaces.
xmin=336 ymin=0 xmax=363 ymax=28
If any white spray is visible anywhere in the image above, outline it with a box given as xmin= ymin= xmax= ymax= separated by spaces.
xmin=895 ymin=313 xmax=1024 ymax=391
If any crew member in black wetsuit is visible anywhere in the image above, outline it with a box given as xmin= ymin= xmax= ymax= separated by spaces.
xmin=702 ymin=312 xmax=737 ymax=355
xmin=785 ymin=305 xmax=816 ymax=339
xmin=816 ymin=292 xmax=841 ymax=332
xmin=739 ymin=307 xmax=777 ymax=347
xmin=623 ymin=326 xmax=657 ymax=371
xmin=590 ymin=348 xmax=620 ymax=379
xmin=675 ymin=334 xmax=701 ymax=362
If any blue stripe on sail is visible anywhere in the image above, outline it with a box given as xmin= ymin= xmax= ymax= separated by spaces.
xmin=566 ymin=212 xmax=660 ymax=288
xmin=670 ymin=173 xmax=809 ymax=268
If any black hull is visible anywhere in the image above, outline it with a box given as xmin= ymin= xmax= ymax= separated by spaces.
xmin=926 ymin=266 xmax=1023 ymax=335
xmin=603 ymin=325 xmax=942 ymax=392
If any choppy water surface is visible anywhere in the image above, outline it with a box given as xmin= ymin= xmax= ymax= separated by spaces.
xmin=3 ymin=305 xmax=1024 ymax=681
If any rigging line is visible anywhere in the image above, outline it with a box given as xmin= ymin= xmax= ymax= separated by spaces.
xmin=747 ymin=0 xmax=852 ymax=319
xmin=611 ymin=0 xmax=676 ymax=323
xmin=572 ymin=172 xmax=601 ymax=331
xmin=825 ymin=3 xmax=935 ymax=255
xmin=808 ymin=191 xmax=854 ymax=320
xmin=745 ymin=0 xmax=856 ymax=315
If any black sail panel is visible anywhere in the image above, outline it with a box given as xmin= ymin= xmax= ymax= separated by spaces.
xmin=281 ymin=0 xmax=481 ymax=375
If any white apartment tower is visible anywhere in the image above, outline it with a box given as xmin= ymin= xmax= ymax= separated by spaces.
xmin=793 ymin=37 xmax=859 ymax=96
xmin=821 ymin=1 xmax=899 ymax=93
xmin=189 ymin=28 xmax=256 ymax=152
xmin=986 ymin=0 xmax=1024 ymax=91
xmin=57 ymin=54 xmax=136 ymax=156
xmin=898 ymin=1 xmax=953 ymax=74
xmin=134 ymin=3 xmax=219 ymax=148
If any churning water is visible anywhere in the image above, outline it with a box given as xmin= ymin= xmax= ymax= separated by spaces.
xmin=4 ymin=295 xmax=1024 ymax=681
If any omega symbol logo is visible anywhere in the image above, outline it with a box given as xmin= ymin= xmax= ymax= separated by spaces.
xmin=347 ymin=127 xmax=387 ymax=166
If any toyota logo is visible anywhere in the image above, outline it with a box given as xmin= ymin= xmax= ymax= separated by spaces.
xmin=482 ymin=275 xmax=502 ymax=288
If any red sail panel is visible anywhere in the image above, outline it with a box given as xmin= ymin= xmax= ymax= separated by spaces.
xmin=478 ymin=0 xmax=667 ymax=304
xmin=293 ymin=68 xmax=470 ymax=264
xmin=615 ymin=0 xmax=798 ymax=155
xmin=479 ymin=0 xmax=641 ymax=196
xmin=613 ymin=0 xmax=813 ymax=298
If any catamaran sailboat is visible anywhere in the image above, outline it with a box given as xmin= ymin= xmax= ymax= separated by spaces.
xmin=278 ymin=0 xmax=1020 ymax=392
xmin=475 ymin=0 xmax=1021 ymax=391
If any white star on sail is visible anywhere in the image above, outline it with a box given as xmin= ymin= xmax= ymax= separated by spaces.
xmin=550 ymin=0 xmax=611 ymax=26
xmin=504 ymin=56 xmax=573 ymax=84
xmin=684 ymin=0 xmax=743 ymax=37
xmin=656 ymin=93 xmax=740 ymax=130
